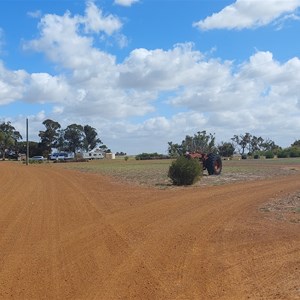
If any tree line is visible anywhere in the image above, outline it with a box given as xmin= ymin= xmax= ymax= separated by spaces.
xmin=0 ymin=119 xmax=107 ymax=159
xmin=38 ymin=119 xmax=107 ymax=158
xmin=167 ymin=131 xmax=300 ymax=158
xmin=1 ymin=121 xmax=300 ymax=160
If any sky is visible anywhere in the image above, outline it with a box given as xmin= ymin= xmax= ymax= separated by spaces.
xmin=1 ymin=0 xmax=300 ymax=155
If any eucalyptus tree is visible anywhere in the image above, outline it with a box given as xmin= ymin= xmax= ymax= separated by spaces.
xmin=231 ymin=133 xmax=252 ymax=155
xmin=83 ymin=125 xmax=101 ymax=152
xmin=63 ymin=124 xmax=85 ymax=155
xmin=0 ymin=121 xmax=22 ymax=160
xmin=217 ymin=142 xmax=235 ymax=157
xmin=39 ymin=119 xmax=61 ymax=157
xmin=168 ymin=131 xmax=216 ymax=156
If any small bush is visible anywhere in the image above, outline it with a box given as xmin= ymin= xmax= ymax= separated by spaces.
xmin=135 ymin=152 xmax=170 ymax=160
xmin=265 ymin=151 xmax=274 ymax=159
xmin=168 ymin=156 xmax=202 ymax=186
xmin=277 ymin=150 xmax=289 ymax=158
xmin=253 ymin=154 xmax=260 ymax=159
xmin=241 ymin=154 xmax=247 ymax=159
xmin=289 ymin=147 xmax=300 ymax=158
xmin=124 ymin=156 xmax=129 ymax=161
xmin=29 ymin=160 xmax=43 ymax=164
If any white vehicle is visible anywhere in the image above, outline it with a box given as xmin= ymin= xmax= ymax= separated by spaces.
xmin=82 ymin=150 xmax=104 ymax=160
xmin=30 ymin=155 xmax=46 ymax=161
xmin=50 ymin=152 xmax=74 ymax=161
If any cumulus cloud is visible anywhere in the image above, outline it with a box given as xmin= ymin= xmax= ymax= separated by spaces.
xmin=193 ymin=0 xmax=300 ymax=30
xmin=83 ymin=1 xmax=123 ymax=35
xmin=118 ymin=43 xmax=205 ymax=90
xmin=1 ymin=1 xmax=300 ymax=153
xmin=169 ymin=51 xmax=300 ymax=114
xmin=99 ymin=112 xmax=208 ymax=154
xmin=0 ymin=61 xmax=28 ymax=105
xmin=22 ymin=73 xmax=71 ymax=104
xmin=114 ymin=0 xmax=139 ymax=7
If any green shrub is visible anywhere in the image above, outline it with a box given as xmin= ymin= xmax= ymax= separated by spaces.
xmin=135 ymin=152 xmax=170 ymax=160
xmin=277 ymin=150 xmax=289 ymax=158
xmin=241 ymin=154 xmax=247 ymax=160
xmin=289 ymin=147 xmax=300 ymax=158
xmin=265 ymin=151 xmax=274 ymax=159
xmin=253 ymin=154 xmax=260 ymax=159
xmin=168 ymin=156 xmax=202 ymax=186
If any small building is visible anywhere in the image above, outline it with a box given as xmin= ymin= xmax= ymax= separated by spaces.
xmin=105 ymin=152 xmax=115 ymax=159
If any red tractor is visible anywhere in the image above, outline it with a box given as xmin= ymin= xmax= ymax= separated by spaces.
xmin=184 ymin=152 xmax=222 ymax=175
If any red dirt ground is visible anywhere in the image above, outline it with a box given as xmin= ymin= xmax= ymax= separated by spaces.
xmin=0 ymin=162 xmax=299 ymax=299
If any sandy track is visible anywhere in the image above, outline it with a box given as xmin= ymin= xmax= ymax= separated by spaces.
xmin=0 ymin=163 xmax=299 ymax=299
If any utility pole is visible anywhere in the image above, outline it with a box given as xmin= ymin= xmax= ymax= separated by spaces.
xmin=26 ymin=118 xmax=29 ymax=165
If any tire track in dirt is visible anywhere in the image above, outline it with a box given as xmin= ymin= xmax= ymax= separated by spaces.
xmin=94 ymin=176 xmax=300 ymax=299
xmin=0 ymin=163 xmax=142 ymax=299
xmin=0 ymin=162 xmax=299 ymax=299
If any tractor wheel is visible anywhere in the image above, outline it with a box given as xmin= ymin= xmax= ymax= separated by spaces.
xmin=205 ymin=153 xmax=222 ymax=175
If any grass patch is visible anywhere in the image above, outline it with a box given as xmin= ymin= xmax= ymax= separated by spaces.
xmin=61 ymin=159 xmax=173 ymax=187
xmin=52 ymin=157 xmax=300 ymax=188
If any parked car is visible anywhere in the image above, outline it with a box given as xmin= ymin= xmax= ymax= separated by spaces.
xmin=30 ymin=156 xmax=46 ymax=161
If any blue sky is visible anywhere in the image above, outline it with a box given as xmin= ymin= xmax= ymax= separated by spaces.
xmin=1 ymin=0 xmax=300 ymax=154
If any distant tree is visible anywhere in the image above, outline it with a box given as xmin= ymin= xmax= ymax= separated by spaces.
xmin=83 ymin=125 xmax=101 ymax=152
xmin=116 ymin=151 xmax=127 ymax=156
xmin=99 ymin=144 xmax=109 ymax=153
xmin=184 ymin=131 xmax=216 ymax=153
xmin=231 ymin=133 xmax=252 ymax=155
xmin=19 ymin=141 xmax=42 ymax=157
xmin=135 ymin=152 xmax=169 ymax=160
xmin=167 ymin=142 xmax=182 ymax=157
xmin=0 ymin=121 xmax=22 ymax=160
xmin=265 ymin=151 xmax=275 ymax=159
xmin=260 ymin=138 xmax=280 ymax=153
xmin=168 ymin=131 xmax=216 ymax=156
xmin=64 ymin=124 xmax=84 ymax=155
xmin=249 ymin=135 xmax=264 ymax=154
xmin=288 ymin=147 xmax=300 ymax=157
xmin=39 ymin=119 xmax=61 ymax=157
xmin=217 ymin=142 xmax=235 ymax=157
xmin=291 ymin=140 xmax=300 ymax=147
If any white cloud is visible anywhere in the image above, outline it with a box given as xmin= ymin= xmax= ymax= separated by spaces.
xmin=0 ymin=61 xmax=28 ymax=105
xmin=194 ymin=0 xmax=300 ymax=30
xmin=1 ymin=1 xmax=300 ymax=153
xmin=115 ymin=33 xmax=128 ymax=48
xmin=8 ymin=33 xmax=300 ymax=152
xmin=99 ymin=112 xmax=208 ymax=154
xmin=118 ymin=43 xmax=206 ymax=90
xmin=27 ymin=10 xmax=42 ymax=19
xmin=83 ymin=1 xmax=123 ymax=35
xmin=167 ymin=51 xmax=300 ymax=113
xmin=22 ymin=73 xmax=71 ymax=104
xmin=114 ymin=0 xmax=139 ymax=7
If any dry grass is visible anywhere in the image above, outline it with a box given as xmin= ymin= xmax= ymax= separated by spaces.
xmin=56 ymin=157 xmax=300 ymax=188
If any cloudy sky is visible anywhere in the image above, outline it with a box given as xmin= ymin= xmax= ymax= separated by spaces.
xmin=1 ymin=0 xmax=300 ymax=154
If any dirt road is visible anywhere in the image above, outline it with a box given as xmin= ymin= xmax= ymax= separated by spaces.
xmin=0 ymin=162 xmax=299 ymax=299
